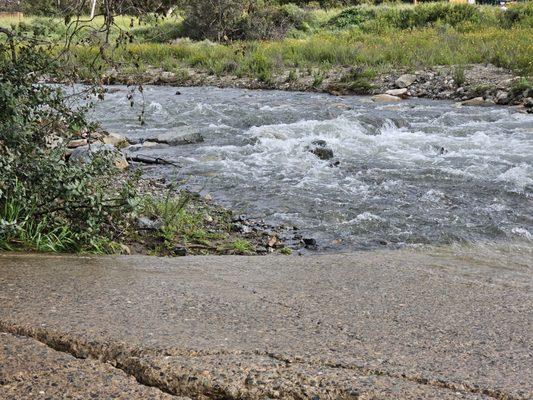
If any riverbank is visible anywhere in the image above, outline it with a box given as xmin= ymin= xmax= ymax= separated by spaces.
xmin=98 ymin=62 xmax=532 ymax=110
xmin=62 ymin=130 xmax=308 ymax=257
xmin=19 ymin=3 xmax=529 ymax=109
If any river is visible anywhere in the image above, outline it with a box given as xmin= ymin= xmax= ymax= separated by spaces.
xmin=91 ymin=85 xmax=533 ymax=251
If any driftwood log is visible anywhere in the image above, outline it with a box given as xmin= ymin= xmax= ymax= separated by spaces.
xmin=126 ymin=154 xmax=180 ymax=167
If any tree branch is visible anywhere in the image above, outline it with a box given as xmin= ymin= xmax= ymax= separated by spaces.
xmin=0 ymin=27 xmax=16 ymax=63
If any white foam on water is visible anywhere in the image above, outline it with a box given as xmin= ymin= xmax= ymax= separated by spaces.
xmin=511 ymin=228 xmax=532 ymax=240
xmin=497 ymin=164 xmax=533 ymax=192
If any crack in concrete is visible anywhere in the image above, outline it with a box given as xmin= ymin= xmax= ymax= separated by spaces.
xmin=0 ymin=320 xmax=523 ymax=400
xmin=263 ymin=352 xmax=509 ymax=400
xmin=0 ymin=326 xmax=181 ymax=398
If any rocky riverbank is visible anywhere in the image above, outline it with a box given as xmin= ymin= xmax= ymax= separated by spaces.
xmin=63 ymin=129 xmax=313 ymax=257
xmin=99 ymin=63 xmax=532 ymax=112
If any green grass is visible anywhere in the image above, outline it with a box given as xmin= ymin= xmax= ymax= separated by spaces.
xmin=1 ymin=192 xmax=96 ymax=253
xmin=67 ymin=24 xmax=533 ymax=80
xmin=280 ymin=247 xmax=293 ymax=255
xmin=229 ymin=239 xmax=254 ymax=255
xmin=4 ymin=3 xmax=533 ymax=79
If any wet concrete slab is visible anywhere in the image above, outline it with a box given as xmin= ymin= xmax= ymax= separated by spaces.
xmin=0 ymin=243 xmax=531 ymax=399
xmin=0 ymin=332 xmax=180 ymax=399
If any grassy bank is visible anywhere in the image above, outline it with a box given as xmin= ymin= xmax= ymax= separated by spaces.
xmin=2 ymin=3 xmax=532 ymax=79
xmin=69 ymin=25 xmax=532 ymax=81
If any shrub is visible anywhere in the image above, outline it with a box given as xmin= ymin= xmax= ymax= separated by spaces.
xmin=326 ymin=3 xmax=529 ymax=32
xmin=133 ymin=21 xmax=183 ymax=43
xmin=177 ymin=0 xmax=248 ymax=41
xmin=499 ymin=2 xmax=533 ymax=29
xmin=0 ymin=44 xmax=138 ymax=253
xmin=247 ymin=52 xmax=274 ymax=83
xmin=237 ymin=4 xmax=311 ymax=40
xmin=327 ymin=6 xmax=374 ymax=29
xmin=17 ymin=17 xmax=66 ymax=40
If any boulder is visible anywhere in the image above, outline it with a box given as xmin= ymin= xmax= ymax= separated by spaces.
xmin=371 ymin=94 xmax=402 ymax=103
xmin=102 ymin=132 xmax=129 ymax=148
xmin=308 ymin=140 xmax=334 ymax=160
xmin=148 ymin=127 xmax=204 ymax=146
xmin=460 ymin=97 xmax=488 ymax=107
xmin=137 ymin=217 xmax=163 ymax=231
xmin=395 ymin=74 xmax=417 ymax=88
xmin=69 ymin=144 xmax=129 ymax=170
xmin=385 ymin=88 xmax=408 ymax=97
xmin=123 ymin=141 xmax=170 ymax=153
xmin=495 ymin=91 xmax=509 ymax=105
xmin=67 ymin=138 xmax=88 ymax=148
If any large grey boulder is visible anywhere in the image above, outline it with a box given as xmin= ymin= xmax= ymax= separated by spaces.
xmin=148 ymin=127 xmax=204 ymax=146
xmin=395 ymin=74 xmax=417 ymax=88
xmin=69 ymin=143 xmax=129 ymax=170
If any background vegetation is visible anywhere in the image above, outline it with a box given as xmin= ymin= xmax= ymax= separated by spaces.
xmin=2 ymin=2 xmax=529 ymax=79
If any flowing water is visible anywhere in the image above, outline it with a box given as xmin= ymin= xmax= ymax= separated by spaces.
xmin=91 ymin=86 xmax=533 ymax=251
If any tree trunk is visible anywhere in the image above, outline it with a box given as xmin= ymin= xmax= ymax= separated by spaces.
xmin=90 ymin=0 xmax=97 ymax=19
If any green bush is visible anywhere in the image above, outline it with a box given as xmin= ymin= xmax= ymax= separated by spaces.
xmin=0 ymin=45 xmax=138 ymax=253
xmin=327 ymin=3 xmax=529 ymax=32
xmin=237 ymin=3 xmax=312 ymax=40
xmin=17 ymin=17 xmax=66 ymax=40
xmin=499 ymin=2 xmax=533 ymax=29
xmin=327 ymin=6 xmax=376 ymax=29
xmin=133 ymin=21 xmax=183 ymax=43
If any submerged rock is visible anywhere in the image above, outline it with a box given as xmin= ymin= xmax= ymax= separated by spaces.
xmin=386 ymin=88 xmax=408 ymax=97
xmin=371 ymin=94 xmax=402 ymax=103
xmin=303 ymin=238 xmax=318 ymax=249
xmin=308 ymin=140 xmax=334 ymax=160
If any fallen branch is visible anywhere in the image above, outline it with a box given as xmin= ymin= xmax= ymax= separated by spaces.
xmin=126 ymin=154 xmax=180 ymax=167
xmin=0 ymin=27 xmax=17 ymax=63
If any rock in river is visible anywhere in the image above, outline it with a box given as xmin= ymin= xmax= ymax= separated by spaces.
xmin=308 ymin=140 xmax=334 ymax=160
xmin=102 ymin=132 xmax=129 ymax=148
xmin=459 ymin=97 xmax=489 ymax=107
xmin=148 ymin=127 xmax=204 ymax=146
xmin=371 ymin=94 xmax=402 ymax=103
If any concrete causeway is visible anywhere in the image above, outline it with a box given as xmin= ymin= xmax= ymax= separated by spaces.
xmin=0 ymin=243 xmax=531 ymax=399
